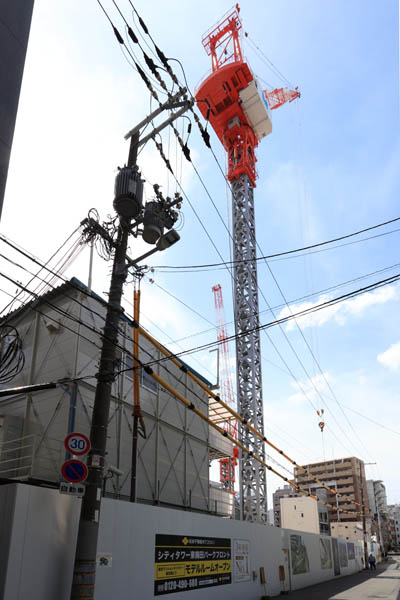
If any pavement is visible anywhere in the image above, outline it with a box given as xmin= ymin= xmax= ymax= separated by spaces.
xmin=286 ymin=556 xmax=400 ymax=600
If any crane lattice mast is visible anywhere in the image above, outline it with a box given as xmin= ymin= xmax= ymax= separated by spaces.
xmin=196 ymin=4 xmax=299 ymax=523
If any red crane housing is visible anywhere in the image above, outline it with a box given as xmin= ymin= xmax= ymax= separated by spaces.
xmin=195 ymin=4 xmax=299 ymax=186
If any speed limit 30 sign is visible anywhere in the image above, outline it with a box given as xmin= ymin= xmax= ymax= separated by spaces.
xmin=64 ymin=432 xmax=91 ymax=456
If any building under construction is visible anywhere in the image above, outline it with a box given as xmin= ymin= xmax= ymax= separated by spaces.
xmin=0 ymin=277 xmax=235 ymax=517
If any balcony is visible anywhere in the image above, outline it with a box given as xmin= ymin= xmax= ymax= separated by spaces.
xmin=0 ymin=434 xmax=63 ymax=482
xmin=209 ymin=482 xmax=236 ymax=518
xmin=208 ymin=425 xmax=233 ymax=460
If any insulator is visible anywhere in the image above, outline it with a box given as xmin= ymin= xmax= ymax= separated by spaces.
xmin=113 ymin=167 xmax=143 ymax=219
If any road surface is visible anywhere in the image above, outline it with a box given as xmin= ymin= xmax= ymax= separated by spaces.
xmin=287 ymin=555 xmax=400 ymax=599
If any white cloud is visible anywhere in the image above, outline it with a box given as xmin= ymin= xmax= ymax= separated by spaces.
xmin=377 ymin=341 xmax=400 ymax=371
xmin=287 ymin=372 xmax=332 ymax=407
xmin=279 ymin=285 xmax=398 ymax=331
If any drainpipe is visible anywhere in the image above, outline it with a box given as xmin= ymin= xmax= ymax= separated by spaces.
xmin=22 ymin=312 xmax=40 ymax=438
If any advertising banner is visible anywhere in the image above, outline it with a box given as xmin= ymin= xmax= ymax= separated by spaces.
xmin=339 ymin=540 xmax=348 ymax=567
xmin=154 ymin=534 xmax=231 ymax=595
xmin=332 ymin=538 xmax=340 ymax=576
xmin=347 ymin=542 xmax=355 ymax=560
xmin=290 ymin=534 xmax=310 ymax=575
xmin=319 ymin=538 xmax=332 ymax=569
xmin=233 ymin=539 xmax=250 ymax=582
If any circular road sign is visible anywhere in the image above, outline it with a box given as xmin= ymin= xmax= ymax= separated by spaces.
xmin=61 ymin=459 xmax=88 ymax=484
xmin=64 ymin=432 xmax=91 ymax=456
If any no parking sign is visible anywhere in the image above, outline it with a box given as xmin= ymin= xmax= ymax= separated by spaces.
xmin=61 ymin=459 xmax=88 ymax=483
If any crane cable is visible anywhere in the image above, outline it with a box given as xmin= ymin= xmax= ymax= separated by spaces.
xmin=139 ymin=352 xmax=373 ymax=521
xmin=0 ymin=259 xmax=374 ymax=519
xmin=137 ymin=323 xmax=374 ymax=518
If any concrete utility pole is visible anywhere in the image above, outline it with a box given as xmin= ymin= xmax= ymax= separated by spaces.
xmin=360 ymin=461 xmax=376 ymax=569
xmin=70 ymin=93 xmax=192 ymax=599
xmin=71 ymin=135 xmax=138 ymax=599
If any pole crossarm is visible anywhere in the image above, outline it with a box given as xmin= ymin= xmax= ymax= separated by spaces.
xmin=124 ymin=89 xmax=187 ymax=139
xmin=123 ymin=87 xmax=194 ymax=150
xmin=137 ymin=100 xmax=194 ymax=148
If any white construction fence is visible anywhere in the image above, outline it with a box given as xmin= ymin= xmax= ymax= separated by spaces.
xmin=0 ymin=483 xmax=373 ymax=600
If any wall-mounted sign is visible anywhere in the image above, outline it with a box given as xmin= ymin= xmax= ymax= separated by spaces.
xmin=233 ymin=539 xmax=250 ymax=582
xmin=59 ymin=482 xmax=85 ymax=497
xmin=96 ymin=553 xmax=112 ymax=568
xmin=154 ymin=534 xmax=231 ymax=596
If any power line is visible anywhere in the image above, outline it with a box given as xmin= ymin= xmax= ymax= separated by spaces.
xmin=91 ymin=1 xmax=383 ymax=460
xmin=182 ymin=156 xmax=368 ymax=457
xmin=117 ymin=273 xmax=400 ymax=370
xmin=0 ymin=238 xmax=217 ymax=412
xmin=0 ymin=244 xmax=377 ymax=514
xmin=152 ymin=218 xmax=400 ymax=270
xmin=339 ymin=405 xmax=400 ymax=438
xmin=155 ymin=262 xmax=400 ymax=347
xmin=0 ymin=227 xmax=80 ymax=318
xmin=133 ymin=325 xmax=374 ymax=519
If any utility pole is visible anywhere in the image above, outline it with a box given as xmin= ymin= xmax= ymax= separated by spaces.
xmin=71 ymin=134 xmax=138 ymax=599
xmin=360 ymin=460 xmax=376 ymax=569
xmin=71 ymin=92 xmax=192 ymax=599
xmin=363 ymin=461 xmax=378 ymax=556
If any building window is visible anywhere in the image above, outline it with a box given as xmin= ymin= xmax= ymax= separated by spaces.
xmin=125 ymin=354 xmax=134 ymax=379
xmin=141 ymin=366 xmax=158 ymax=393
xmin=124 ymin=354 xmax=158 ymax=393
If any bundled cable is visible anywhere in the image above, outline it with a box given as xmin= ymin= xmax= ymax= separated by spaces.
xmin=0 ymin=325 xmax=25 ymax=383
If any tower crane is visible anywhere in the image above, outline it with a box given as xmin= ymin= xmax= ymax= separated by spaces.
xmin=195 ymin=4 xmax=299 ymax=523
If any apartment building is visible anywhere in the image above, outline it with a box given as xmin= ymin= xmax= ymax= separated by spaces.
xmin=294 ymin=457 xmax=369 ymax=523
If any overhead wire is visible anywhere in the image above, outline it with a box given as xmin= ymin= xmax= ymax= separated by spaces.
xmin=0 ymin=227 xmax=80 ymax=318
xmin=93 ymin=1 xmax=385 ymax=474
xmin=0 ymin=238 xmax=217 ymax=413
xmin=117 ymin=273 xmax=400 ymax=369
xmin=97 ymin=0 xmax=393 ymax=462
xmin=115 ymin=7 xmax=371 ymax=459
xmin=3 ymin=230 xmax=395 ymax=460
xmin=0 ymin=244 xmax=377 ymax=516
xmin=3 ymin=233 xmax=397 ymax=393
xmin=127 ymin=328 xmax=374 ymax=519
xmin=154 ymin=262 xmax=400 ymax=348
xmin=151 ymin=218 xmax=400 ymax=271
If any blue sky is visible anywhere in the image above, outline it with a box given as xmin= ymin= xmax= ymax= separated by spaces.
xmin=2 ymin=0 xmax=399 ymax=508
